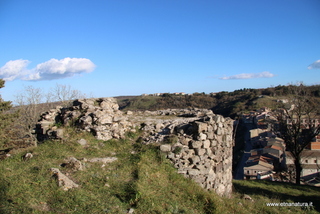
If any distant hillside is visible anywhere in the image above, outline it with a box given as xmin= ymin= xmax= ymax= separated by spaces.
xmin=116 ymin=85 xmax=320 ymax=119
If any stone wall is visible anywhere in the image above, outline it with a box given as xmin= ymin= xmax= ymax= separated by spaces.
xmin=35 ymin=98 xmax=134 ymax=142
xmin=141 ymin=112 xmax=234 ymax=197
xmin=35 ymin=98 xmax=233 ymax=197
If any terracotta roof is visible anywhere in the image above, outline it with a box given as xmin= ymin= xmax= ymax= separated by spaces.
xmin=248 ymin=154 xmax=273 ymax=163
xmin=245 ymin=160 xmax=273 ymax=169
xmin=265 ymin=145 xmax=283 ymax=151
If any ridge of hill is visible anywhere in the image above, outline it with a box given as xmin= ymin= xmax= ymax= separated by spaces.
xmin=116 ymin=85 xmax=320 ymax=119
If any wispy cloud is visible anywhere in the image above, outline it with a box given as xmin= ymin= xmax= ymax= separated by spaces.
xmin=220 ymin=71 xmax=275 ymax=80
xmin=0 ymin=58 xmax=96 ymax=81
xmin=307 ymin=59 xmax=320 ymax=69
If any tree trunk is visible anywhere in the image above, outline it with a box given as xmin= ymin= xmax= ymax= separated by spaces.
xmin=294 ymin=158 xmax=302 ymax=185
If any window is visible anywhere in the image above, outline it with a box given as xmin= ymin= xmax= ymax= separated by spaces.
xmin=305 ymin=160 xmax=308 ymax=163
xmin=315 ymin=160 xmax=317 ymax=164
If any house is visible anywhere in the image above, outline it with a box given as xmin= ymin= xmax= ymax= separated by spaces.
xmin=266 ymin=137 xmax=285 ymax=148
xmin=250 ymin=129 xmax=277 ymax=148
xmin=250 ymin=128 xmax=274 ymax=140
xmin=173 ymin=92 xmax=186 ymax=95
xmin=285 ymin=118 xmax=319 ymax=128
xmin=247 ymin=154 xmax=274 ymax=165
xmin=244 ymin=160 xmax=274 ymax=179
xmin=286 ymin=150 xmax=320 ymax=182
xmin=250 ymin=128 xmax=265 ymax=139
xmin=309 ymin=142 xmax=320 ymax=150
xmin=250 ymin=148 xmax=263 ymax=157
xmin=306 ymin=135 xmax=320 ymax=150
xmin=263 ymin=145 xmax=283 ymax=160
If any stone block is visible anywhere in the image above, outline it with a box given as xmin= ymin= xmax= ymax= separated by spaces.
xmin=195 ymin=148 xmax=206 ymax=156
xmin=190 ymin=156 xmax=200 ymax=164
xmin=88 ymin=157 xmax=118 ymax=163
xmin=205 ymin=148 xmax=212 ymax=156
xmin=113 ymin=116 xmax=124 ymax=122
xmin=188 ymin=169 xmax=200 ymax=176
xmin=77 ymin=139 xmax=87 ymax=146
xmin=199 ymin=154 xmax=208 ymax=161
xmin=178 ymin=169 xmax=187 ymax=174
xmin=167 ymin=152 xmax=175 ymax=159
xmin=207 ymin=131 xmax=214 ymax=140
xmin=190 ymin=140 xmax=202 ymax=148
xmin=210 ymin=140 xmax=217 ymax=147
xmin=213 ymin=124 xmax=218 ymax=131
xmin=198 ymin=133 xmax=207 ymax=141
xmin=55 ymin=129 xmax=64 ymax=139
xmin=214 ymin=115 xmax=221 ymax=123
xmin=160 ymin=144 xmax=172 ymax=152
xmin=203 ymin=140 xmax=210 ymax=148
xmin=155 ymin=123 xmax=164 ymax=132
xmin=216 ymin=127 xmax=224 ymax=136
xmin=195 ymin=122 xmax=208 ymax=133
xmin=98 ymin=115 xmax=113 ymax=124
xmin=50 ymin=168 xmax=79 ymax=191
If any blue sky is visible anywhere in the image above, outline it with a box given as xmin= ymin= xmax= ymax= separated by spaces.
xmin=1 ymin=0 xmax=320 ymax=102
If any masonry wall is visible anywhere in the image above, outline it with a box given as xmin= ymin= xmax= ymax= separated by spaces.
xmin=159 ymin=115 xmax=234 ymax=197
xmin=36 ymin=98 xmax=234 ymax=197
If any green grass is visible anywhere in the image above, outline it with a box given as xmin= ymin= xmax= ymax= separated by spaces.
xmin=231 ymin=180 xmax=320 ymax=214
xmin=123 ymin=96 xmax=161 ymax=111
xmin=0 ymin=128 xmax=319 ymax=213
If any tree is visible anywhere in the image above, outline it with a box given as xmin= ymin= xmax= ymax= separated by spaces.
xmin=53 ymin=84 xmax=86 ymax=107
xmin=274 ymin=83 xmax=320 ymax=184
xmin=14 ymin=84 xmax=87 ymax=146
xmin=0 ymin=79 xmax=17 ymax=147
xmin=14 ymin=85 xmax=45 ymax=146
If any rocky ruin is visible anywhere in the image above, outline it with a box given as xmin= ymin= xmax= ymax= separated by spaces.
xmin=35 ymin=98 xmax=134 ymax=142
xmin=35 ymin=97 xmax=234 ymax=197
xmin=139 ymin=112 xmax=234 ymax=197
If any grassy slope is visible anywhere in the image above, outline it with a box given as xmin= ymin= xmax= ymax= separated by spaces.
xmin=0 ymin=128 xmax=319 ymax=213
xmin=232 ymin=180 xmax=319 ymax=213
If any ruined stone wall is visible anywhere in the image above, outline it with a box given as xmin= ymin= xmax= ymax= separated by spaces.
xmin=35 ymin=98 xmax=134 ymax=142
xmin=35 ymin=98 xmax=233 ymax=197
xmin=155 ymin=114 xmax=234 ymax=197
xmin=134 ymin=109 xmax=234 ymax=197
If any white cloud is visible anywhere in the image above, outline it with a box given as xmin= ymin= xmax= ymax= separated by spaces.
xmin=0 ymin=59 xmax=30 ymax=81
xmin=0 ymin=58 xmax=96 ymax=81
xmin=220 ymin=71 xmax=275 ymax=80
xmin=307 ymin=60 xmax=320 ymax=69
